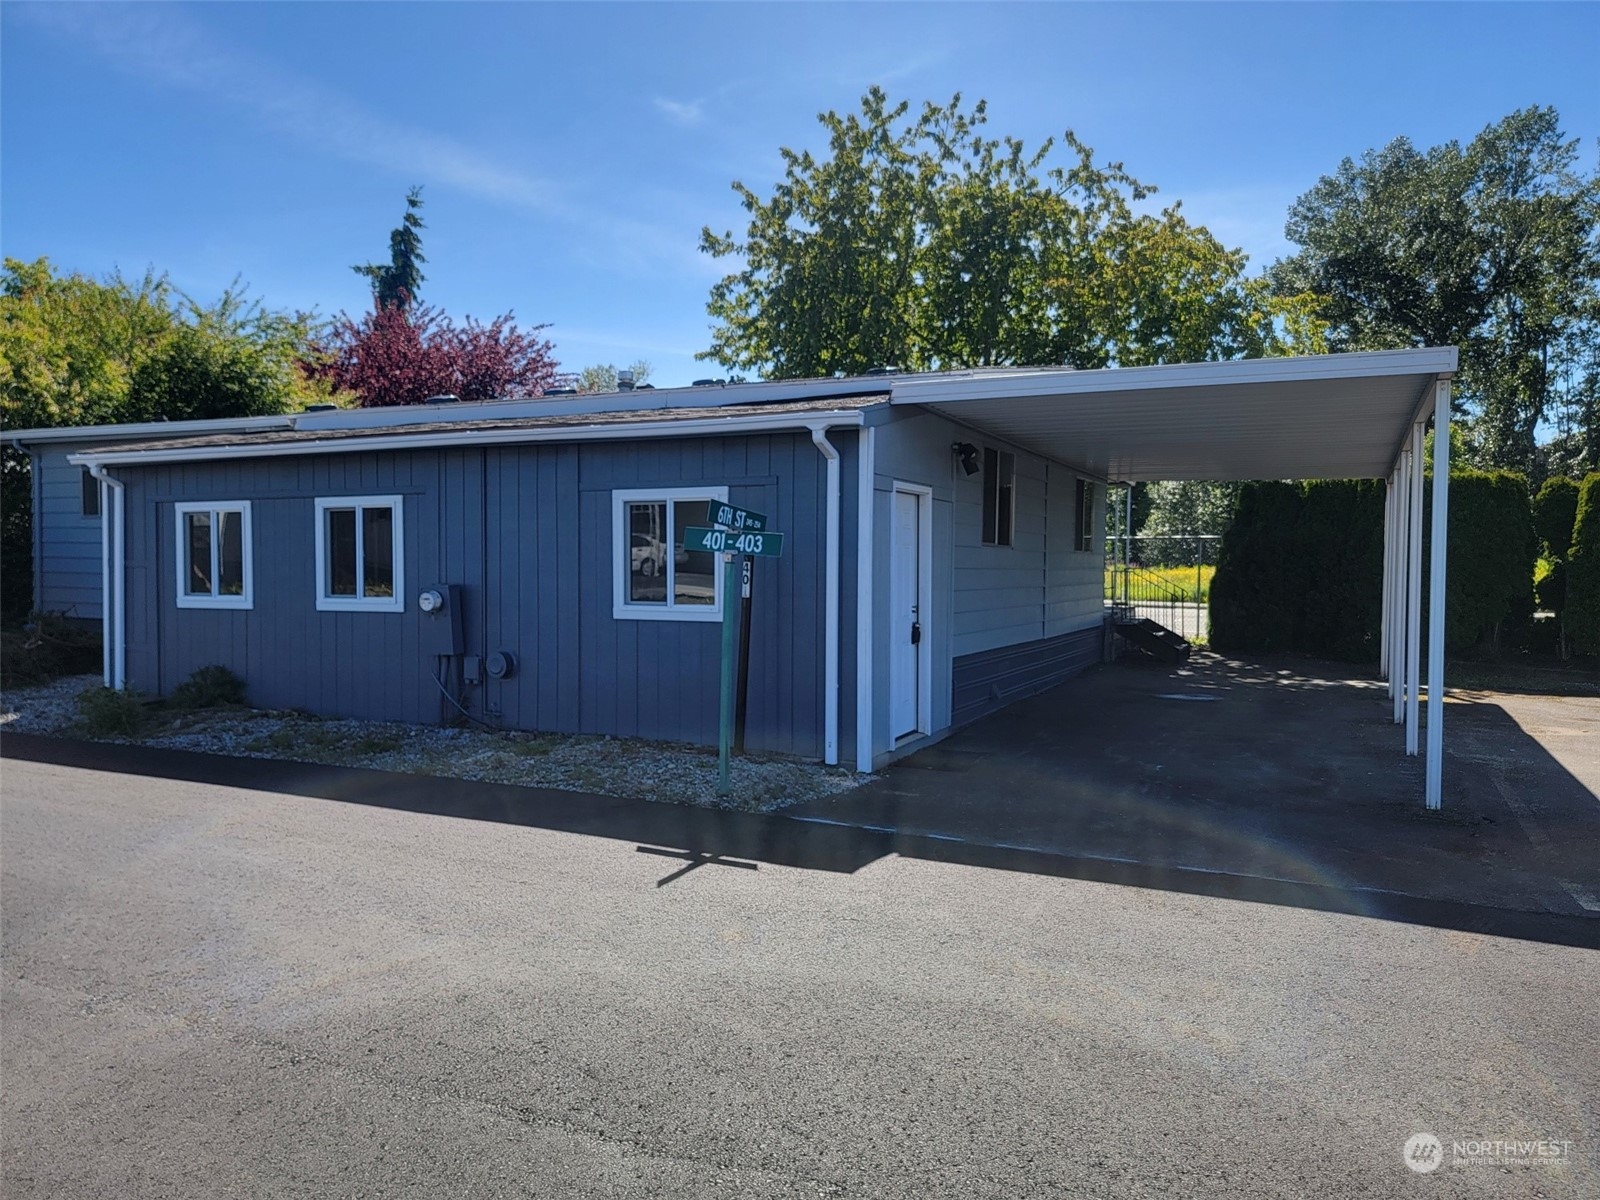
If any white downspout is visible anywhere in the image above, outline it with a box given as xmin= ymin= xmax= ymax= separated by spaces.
xmin=87 ymin=464 xmax=125 ymax=689
xmin=854 ymin=425 xmax=876 ymax=774
xmin=809 ymin=425 xmax=841 ymax=766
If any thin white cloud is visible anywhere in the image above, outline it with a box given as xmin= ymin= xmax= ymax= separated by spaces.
xmin=20 ymin=3 xmax=558 ymax=214
xmin=653 ymin=96 xmax=706 ymax=126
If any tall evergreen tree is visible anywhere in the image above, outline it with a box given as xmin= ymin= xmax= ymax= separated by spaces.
xmin=353 ymin=186 xmax=427 ymax=311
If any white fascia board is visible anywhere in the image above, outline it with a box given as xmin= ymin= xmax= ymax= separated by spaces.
xmin=8 ymin=415 xmax=294 ymax=446
xmin=68 ymin=410 xmax=867 ymax=468
xmin=889 ymin=348 xmax=1461 ymax=406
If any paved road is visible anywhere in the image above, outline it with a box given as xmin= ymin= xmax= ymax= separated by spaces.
xmin=3 ymin=753 xmax=1597 ymax=1198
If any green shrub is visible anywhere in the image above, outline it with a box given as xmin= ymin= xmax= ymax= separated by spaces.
xmin=1534 ymin=557 xmax=1567 ymax=615
xmin=1210 ymin=470 xmax=1537 ymax=661
xmin=1425 ymin=469 xmax=1537 ymax=653
xmin=0 ymin=614 xmax=102 ymax=688
xmin=75 ymin=686 xmax=149 ymax=737
xmin=1533 ymin=475 xmax=1581 ymax=560
xmin=1567 ymin=473 xmax=1600 ymax=657
xmin=1208 ymin=481 xmax=1303 ymax=654
xmin=168 ymin=664 xmax=247 ymax=710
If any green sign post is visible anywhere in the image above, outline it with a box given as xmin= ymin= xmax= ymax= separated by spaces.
xmin=691 ymin=501 xmax=785 ymax=795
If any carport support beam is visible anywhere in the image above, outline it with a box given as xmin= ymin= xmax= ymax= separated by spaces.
xmin=1381 ymin=473 xmax=1394 ymax=682
xmin=1425 ymin=380 xmax=1451 ymax=809
xmin=1392 ymin=452 xmax=1410 ymax=725
xmin=1405 ymin=423 xmax=1424 ymax=754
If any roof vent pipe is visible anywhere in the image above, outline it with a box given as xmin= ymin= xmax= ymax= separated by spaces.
xmin=616 ymin=369 xmax=634 ymax=392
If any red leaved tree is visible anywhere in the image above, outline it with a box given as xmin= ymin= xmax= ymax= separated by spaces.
xmin=311 ymin=300 xmax=559 ymax=407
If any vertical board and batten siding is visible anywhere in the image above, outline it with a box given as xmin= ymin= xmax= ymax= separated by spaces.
xmin=117 ymin=432 xmax=832 ymax=758
xmin=29 ymin=444 xmax=104 ymax=619
xmin=873 ymin=408 xmax=1108 ymax=733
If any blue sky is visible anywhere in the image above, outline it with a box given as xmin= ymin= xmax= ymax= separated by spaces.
xmin=3 ymin=2 xmax=1597 ymax=388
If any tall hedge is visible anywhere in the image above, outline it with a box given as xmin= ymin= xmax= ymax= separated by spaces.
xmin=1533 ymin=475 xmax=1580 ymax=559
xmin=1208 ymin=481 xmax=1304 ymax=653
xmin=1210 ymin=471 xmax=1535 ymax=662
xmin=1425 ymin=470 xmax=1536 ymax=653
xmin=1567 ymin=473 xmax=1600 ymax=656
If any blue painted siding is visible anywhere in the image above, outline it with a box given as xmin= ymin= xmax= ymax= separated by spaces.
xmin=950 ymin=623 xmax=1106 ymax=728
xmin=29 ymin=444 xmax=104 ymax=619
xmin=116 ymin=432 xmax=834 ymax=757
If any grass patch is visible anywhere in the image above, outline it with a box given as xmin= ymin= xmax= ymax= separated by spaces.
xmin=502 ymin=733 xmax=559 ymax=757
xmin=351 ymin=730 xmax=405 ymax=755
xmin=1105 ymin=564 xmax=1215 ymax=602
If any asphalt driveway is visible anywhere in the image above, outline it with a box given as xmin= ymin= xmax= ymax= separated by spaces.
xmin=790 ymin=653 xmax=1600 ymax=919
xmin=3 ymin=749 xmax=1598 ymax=1198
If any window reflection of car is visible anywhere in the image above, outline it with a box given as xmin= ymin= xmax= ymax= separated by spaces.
xmin=631 ymin=534 xmax=665 ymax=576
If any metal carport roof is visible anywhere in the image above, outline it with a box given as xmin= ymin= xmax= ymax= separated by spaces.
xmin=888 ymin=347 xmax=1458 ymax=482
xmin=890 ymin=347 xmax=1459 ymax=810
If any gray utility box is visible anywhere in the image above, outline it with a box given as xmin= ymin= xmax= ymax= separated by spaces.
xmin=419 ymin=583 xmax=464 ymax=657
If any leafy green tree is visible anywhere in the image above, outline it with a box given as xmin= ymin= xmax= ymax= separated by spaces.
xmin=700 ymin=89 xmax=1320 ymax=379
xmin=1 ymin=257 xmax=176 ymax=430
xmin=577 ymin=360 xmax=653 ymax=393
xmin=354 ymin=186 xmax=427 ymax=311
xmin=0 ymin=257 xmax=328 ymax=622
xmin=1269 ymin=107 xmax=1600 ymax=475
xmin=1138 ymin=481 xmax=1241 ymax=565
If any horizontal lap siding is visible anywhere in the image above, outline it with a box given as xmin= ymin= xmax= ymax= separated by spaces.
xmin=951 ymin=430 xmax=1049 ymax=658
xmin=33 ymin=446 xmax=104 ymax=618
xmin=950 ymin=623 xmax=1105 ymax=728
xmin=1044 ymin=460 xmax=1107 ymax=638
xmin=117 ymin=432 xmax=829 ymax=758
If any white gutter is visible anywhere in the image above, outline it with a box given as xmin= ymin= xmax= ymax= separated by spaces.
xmin=854 ymin=425 xmax=876 ymax=773
xmin=809 ymin=424 xmax=842 ymax=767
xmin=68 ymin=410 xmax=869 ymax=469
xmin=86 ymin=464 xmax=125 ymax=689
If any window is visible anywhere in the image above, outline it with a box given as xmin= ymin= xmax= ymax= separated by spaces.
xmin=81 ymin=469 xmax=100 ymax=517
xmin=612 ymin=486 xmax=728 ymax=621
xmin=174 ymin=502 xmax=252 ymax=609
xmin=981 ymin=447 xmax=1015 ymax=546
xmin=315 ymin=495 xmax=404 ymax=612
xmin=1075 ymin=478 xmax=1096 ymax=552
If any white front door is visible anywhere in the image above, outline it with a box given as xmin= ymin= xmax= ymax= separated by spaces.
xmin=889 ymin=487 xmax=925 ymax=740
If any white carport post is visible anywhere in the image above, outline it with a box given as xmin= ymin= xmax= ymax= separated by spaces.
xmin=1380 ymin=474 xmax=1392 ymax=681
xmin=1425 ymin=380 xmax=1451 ymax=808
xmin=1405 ymin=421 xmax=1424 ymax=754
xmin=1392 ymin=449 xmax=1410 ymax=725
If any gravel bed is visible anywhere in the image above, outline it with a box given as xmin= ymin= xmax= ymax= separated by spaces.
xmin=1 ymin=676 xmax=869 ymax=813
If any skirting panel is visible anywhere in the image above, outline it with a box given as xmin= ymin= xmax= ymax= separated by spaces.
xmin=951 ymin=621 xmax=1106 ymax=728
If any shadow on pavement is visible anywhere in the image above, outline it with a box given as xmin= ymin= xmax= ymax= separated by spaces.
xmin=4 ymin=723 xmax=1598 ymax=951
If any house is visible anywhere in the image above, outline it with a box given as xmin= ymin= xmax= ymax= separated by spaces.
xmin=9 ymin=415 xmax=297 ymax=623
xmin=44 ymin=349 xmax=1458 ymax=798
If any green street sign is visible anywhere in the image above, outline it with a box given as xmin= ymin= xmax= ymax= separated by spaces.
xmin=684 ymin=526 xmax=785 ymax=557
xmin=707 ymin=500 xmax=767 ymax=532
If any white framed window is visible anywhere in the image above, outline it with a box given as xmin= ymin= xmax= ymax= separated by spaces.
xmin=612 ymin=486 xmax=729 ymax=621
xmin=314 ymin=495 xmax=405 ymax=613
xmin=174 ymin=501 xmax=253 ymax=609
xmin=981 ymin=446 xmax=1015 ymax=546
